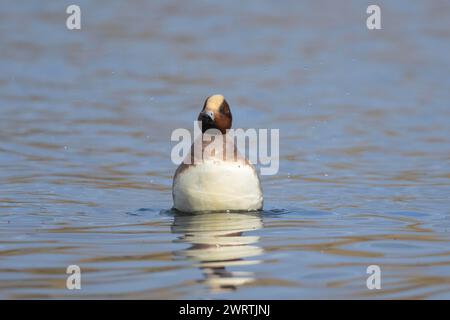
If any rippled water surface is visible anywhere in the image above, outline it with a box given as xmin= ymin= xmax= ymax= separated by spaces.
xmin=1 ymin=1 xmax=450 ymax=299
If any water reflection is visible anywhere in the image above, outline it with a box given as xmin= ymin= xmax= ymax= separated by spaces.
xmin=171 ymin=212 xmax=263 ymax=293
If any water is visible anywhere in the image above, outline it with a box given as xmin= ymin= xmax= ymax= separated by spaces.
xmin=1 ymin=0 xmax=450 ymax=299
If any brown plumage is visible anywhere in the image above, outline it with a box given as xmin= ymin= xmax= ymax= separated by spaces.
xmin=198 ymin=94 xmax=232 ymax=134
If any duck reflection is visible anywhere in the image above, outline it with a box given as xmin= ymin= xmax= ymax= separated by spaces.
xmin=171 ymin=212 xmax=263 ymax=293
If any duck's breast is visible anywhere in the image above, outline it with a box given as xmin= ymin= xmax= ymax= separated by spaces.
xmin=173 ymin=160 xmax=263 ymax=212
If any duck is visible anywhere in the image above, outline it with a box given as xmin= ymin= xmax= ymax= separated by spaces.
xmin=172 ymin=94 xmax=263 ymax=213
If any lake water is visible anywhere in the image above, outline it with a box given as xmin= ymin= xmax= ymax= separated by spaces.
xmin=1 ymin=1 xmax=450 ymax=299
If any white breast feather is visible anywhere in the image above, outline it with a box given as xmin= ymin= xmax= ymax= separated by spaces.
xmin=173 ymin=160 xmax=263 ymax=212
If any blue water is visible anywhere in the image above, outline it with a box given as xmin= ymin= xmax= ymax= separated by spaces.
xmin=0 ymin=0 xmax=449 ymax=299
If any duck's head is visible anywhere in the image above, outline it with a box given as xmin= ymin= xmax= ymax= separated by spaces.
xmin=198 ymin=94 xmax=232 ymax=134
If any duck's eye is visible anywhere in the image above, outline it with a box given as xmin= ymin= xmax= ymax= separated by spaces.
xmin=219 ymin=102 xmax=229 ymax=115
